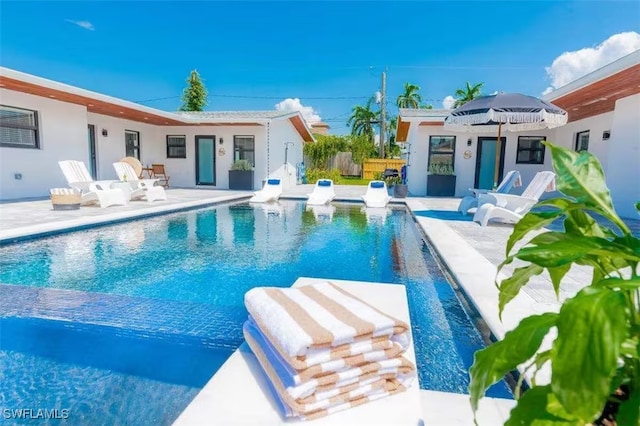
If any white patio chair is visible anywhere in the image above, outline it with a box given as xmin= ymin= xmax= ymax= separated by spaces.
xmin=58 ymin=160 xmax=127 ymax=208
xmin=362 ymin=180 xmax=392 ymax=208
xmin=473 ymin=171 xmax=556 ymax=226
xmin=458 ymin=170 xmax=522 ymax=214
xmin=306 ymin=179 xmax=336 ymax=206
xmin=112 ymin=162 xmax=167 ymax=202
xmin=249 ymin=179 xmax=283 ymax=203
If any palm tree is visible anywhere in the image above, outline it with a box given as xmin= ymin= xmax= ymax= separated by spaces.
xmin=453 ymin=82 xmax=484 ymax=108
xmin=396 ymin=82 xmax=423 ymax=109
xmin=347 ymin=97 xmax=379 ymax=142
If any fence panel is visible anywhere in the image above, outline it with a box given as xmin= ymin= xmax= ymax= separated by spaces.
xmin=362 ymin=159 xmax=406 ymax=180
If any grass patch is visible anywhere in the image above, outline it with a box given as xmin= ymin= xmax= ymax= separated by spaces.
xmin=338 ymin=177 xmax=370 ymax=186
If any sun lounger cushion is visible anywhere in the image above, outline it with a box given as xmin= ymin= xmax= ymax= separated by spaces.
xmin=318 ymin=180 xmax=332 ymax=187
xmin=370 ymin=181 xmax=384 ymax=189
xmin=268 ymin=179 xmax=280 ymax=185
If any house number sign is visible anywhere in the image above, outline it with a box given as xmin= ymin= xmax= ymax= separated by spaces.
xmin=218 ymin=147 xmax=226 ymax=156
xmin=463 ymin=150 xmax=472 ymax=159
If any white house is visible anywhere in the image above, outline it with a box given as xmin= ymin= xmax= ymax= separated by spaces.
xmin=0 ymin=67 xmax=314 ymax=200
xmin=397 ymin=50 xmax=640 ymax=219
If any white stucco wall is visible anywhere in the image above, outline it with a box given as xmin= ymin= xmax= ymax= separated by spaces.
xmin=265 ymin=119 xmax=306 ymax=189
xmin=606 ymin=94 xmax=640 ymax=219
xmin=0 ymin=89 xmax=89 ymax=200
xmin=404 ymin=123 xmax=554 ymax=197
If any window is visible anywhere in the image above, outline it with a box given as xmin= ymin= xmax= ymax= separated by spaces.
xmin=516 ymin=136 xmax=546 ymax=164
xmin=166 ymin=135 xmax=186 ymax=158
xmin=125 ymin=130 xmax=140 ymax=159
xmin=234 ymin=135 xmax=255 ymax=166
xmin=575 ymin=131 xmax=589 ymax=152
xmin=0 ymin=105 xmax=40 ymax=148
xmin=428 ymin=136 xmax=456 ymax=173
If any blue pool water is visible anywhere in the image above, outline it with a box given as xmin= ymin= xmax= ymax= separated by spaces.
xmin=0 ymin=200 xmax=511 ymax=424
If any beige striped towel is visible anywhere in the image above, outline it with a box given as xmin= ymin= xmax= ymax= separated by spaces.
xmin=245 ymin=326 xmax=415 ymax=420
xmin=244 ymin=281 xmax=411 ymax=370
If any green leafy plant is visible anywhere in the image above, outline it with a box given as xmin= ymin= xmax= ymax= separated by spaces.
xmin=231 ymin=159 xmax=253 ymax=171
xmin=469 ymin=142 xmax=639 ymax=425
xmin=384 ymin=175 xmax=402 ymax=186
xmin=428 ymin=163 xmax=455 ymax=175
xmin=179 ymin=69 xmax=208 ymax=111
xmin=305 ymin=168 xmax=342 ymax=185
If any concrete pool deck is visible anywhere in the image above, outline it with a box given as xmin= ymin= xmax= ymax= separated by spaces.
xmin=8 ymin=186 xmax=615 ymax=423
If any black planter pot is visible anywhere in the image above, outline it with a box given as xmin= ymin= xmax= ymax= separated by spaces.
xmin=427 ymin=174 xmax=456 ymax=197
xmin=229 ymin=170 xmax=254 ymax=190
xmin=393 ymin=184 xmax=408 ymax=198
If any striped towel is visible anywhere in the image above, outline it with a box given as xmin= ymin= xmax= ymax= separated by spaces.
xmin=244 ymin=281 xmax=412 ymax=369
xmin=244 ymin=320 xmax=415 ymax=420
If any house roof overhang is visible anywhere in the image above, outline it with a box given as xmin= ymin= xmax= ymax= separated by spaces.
xmin=395 ymin=108 xmax=447 ymax=142
xmin=543 ymin=51 xmax=640 ymax=122
xmin=0 ymin=67 xmax=315 ymax=140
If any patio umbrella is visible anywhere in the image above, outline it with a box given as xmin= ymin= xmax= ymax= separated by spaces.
xmin=444 ymin=92 xmax=568 ymax=186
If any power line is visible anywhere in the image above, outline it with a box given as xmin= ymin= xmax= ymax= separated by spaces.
xmin=135 ymin=93 xmax=371 ymax=103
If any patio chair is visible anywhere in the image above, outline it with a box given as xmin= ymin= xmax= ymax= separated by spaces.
xmin=119 ymin=156 xmax=143 ymax=178
xmin=306 ymin=179 xmax=336 ymax=206
xmin=112 ymin=162 xmax=167 ymax=202
xmin=58 ymin=160 xmax=128 ymax=208
xmin=473 ymin=171 xmax=556 ymax=226
xmin=249 ymin=179 xmax=283 ymax=203
xmin=362 ymin=180 xmax=391 ymax=208
xmin=151 ymin=164 xmax=170 ymax=188
xmin=457 ymin=170 xmax=522 ymax=214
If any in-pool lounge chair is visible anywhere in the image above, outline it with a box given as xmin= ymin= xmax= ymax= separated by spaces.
xmin=58 ymin=160 xmax=128 ymax=208
xmin=457 ymin=170 xmax=521 ymax=214
xmin=113 ymin=162 xmax=167 ymax=202
xmin=249 ymin=179 xmax=283 ymax=203
xmin=362 ymin=180 xmax=391 ymax=208
xmin=306 ymin=179 xmax=336 ymax=206
xmin=473 ymin=171 xmax=556 ymax=227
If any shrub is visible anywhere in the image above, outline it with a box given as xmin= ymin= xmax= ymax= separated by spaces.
xmin=231 ymin=159 xmax=253 ymax=171
xmin=305 ymin=168 xmax=342 ymax=184
xmin=428 ymin=163 xmax=454 ymax=175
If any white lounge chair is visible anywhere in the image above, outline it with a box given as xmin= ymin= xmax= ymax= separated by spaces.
xmin=58 ymin=160 xmax=127 ymax=208
xmin=113 ymin=162 xmax=167 ymax=202
xmin=362 ymin=180 xmax=391 ymax=208
xmin=458 ymin=170 xmax=522 ymax=214
xmin=249 ymin=179 xmax=283 ymax=203
xmin=306 ymin=179 xmax=336 ymax=206
xmin=473 ymin=171 xmax=556 ymax=226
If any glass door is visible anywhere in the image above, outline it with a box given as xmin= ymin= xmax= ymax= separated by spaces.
xmin=475 ymin=137 xmax=506 ymax=190
xmin=87 ymin=124 xmax=97 ymax=179
xmin=196 ymin=136 xmax=216 ymax=185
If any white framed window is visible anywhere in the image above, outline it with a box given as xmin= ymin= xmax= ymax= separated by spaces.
xmin=234 ymin=135 xmax=255 ymax=166
xmin=0 ymin=105 xmax=40 ymax=149
xmin=575 ymin=131 xmax=589 ymax=152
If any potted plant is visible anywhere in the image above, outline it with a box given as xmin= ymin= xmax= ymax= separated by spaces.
xmin=426 ymin=163 xmax=456 ymax=196
xmin=384 ymin=175 xmax=402 ymax=197
xmin=229 ymin=159 xmax=254 ymax=190
xmin=469 ymin=142 xmax=639 ymax=426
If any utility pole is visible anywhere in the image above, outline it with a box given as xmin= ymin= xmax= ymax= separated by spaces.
xmin=380 ymin=71 xmax=386 ymax=158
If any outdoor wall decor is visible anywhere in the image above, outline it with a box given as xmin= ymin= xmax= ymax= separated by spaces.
xmin=218 ymin=147 xmax=226 ymax=156
xmin=463 ymin=150 xmax=472 ymax=159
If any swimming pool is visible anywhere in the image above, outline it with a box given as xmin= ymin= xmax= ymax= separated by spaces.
xmin=0 ymin=200 xmax=511 ymax=424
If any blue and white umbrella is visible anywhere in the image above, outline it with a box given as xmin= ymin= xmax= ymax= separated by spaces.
xmin=444 ymin=92 xmax=568 ymax=185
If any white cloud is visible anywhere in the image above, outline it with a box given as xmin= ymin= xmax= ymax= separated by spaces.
xmin=275 ymin=98 xmax=321 ymax=125
xmin=442 ymin=95 xmax=455 ymax=109
xmin=543 ymin=31 xmax=640 ymax=94
xmin=65 ymin=19 xmax=95 ymax=31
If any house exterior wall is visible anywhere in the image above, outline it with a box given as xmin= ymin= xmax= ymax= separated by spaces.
xmin=404 ymin=123 xmax=554 ymax=197
xmin=606 ymin=94 xmax=640 ymax=219
xmin=0 ymin=89 xmax=89 ymax=200
xmin=265 ymin=120 xmax=306 ymax=188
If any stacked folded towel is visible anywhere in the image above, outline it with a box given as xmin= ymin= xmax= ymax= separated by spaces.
xmin=243 ymin=281 xmax=416 ymax=420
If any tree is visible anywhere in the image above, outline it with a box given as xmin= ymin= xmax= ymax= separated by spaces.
xmin=349 ymin=134 xmax=378 ymax=170
xmin=179 ymin=70 xmax=208 ymax=111
xmin=396 ymin=82 xmax=423 ymax=109
xmin=347 ymin=97 xmax=379 ymax=142
xmin=453 ymin=81 xmax=484 ymax=108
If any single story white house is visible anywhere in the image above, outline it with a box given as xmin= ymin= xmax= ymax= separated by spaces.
xmin=0 ymin=67 xmax=315 ymax=200
xmin=396 ymin=50 xmax=640 ymax=219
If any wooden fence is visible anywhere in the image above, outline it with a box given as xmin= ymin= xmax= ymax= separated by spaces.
xmin=362 ymin=159 xmax=406 ymax=180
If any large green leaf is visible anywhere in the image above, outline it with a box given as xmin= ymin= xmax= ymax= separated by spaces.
xmin=596 ymin=276 xmax=640 ymax=290
xmin=505 ymin=385 xmax=581 ymax=426
xmin=506 ymin=207 xmax=566 ymax=255
xmin=498 ymin=264 xmax=544 ymax=317
xmin=544 ymin=142 xmax=629 ymax=234
xmin=547 ymin=264 xmax=571 ymax=298
xmin=564 ymin=208 xmax=614 ymax=239
xmin=551 ymin=287 xmax=627 ymax=422
xmin=469 ymin=313 xmax=558 ymax=412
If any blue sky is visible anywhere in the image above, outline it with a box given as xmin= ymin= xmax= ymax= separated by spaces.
xmin=1 ymin=1 xmax=639 ymax=134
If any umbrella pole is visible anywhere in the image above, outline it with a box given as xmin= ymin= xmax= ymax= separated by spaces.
xmin=494 ymin=123 xmax=502 ymax=188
